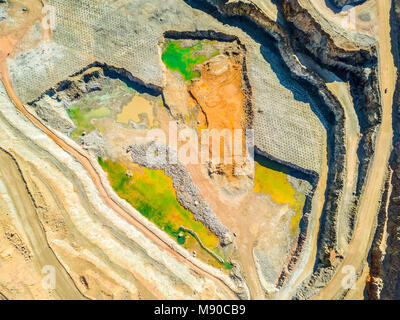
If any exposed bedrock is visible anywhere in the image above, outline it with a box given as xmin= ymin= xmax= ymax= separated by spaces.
xmin=281 ymin=0 xmax=381 ymax=200
xmin=279 ymin=0 xmax=382 ymax=260
xmin=282 ymin=0 xmax=374 ymax=70
xmin=30 ymin=61 xmax=163 ymax=106
xmin=278 ymin=0 xmax=381 ymax=297
xmin=367 ymin=0 xmax=400 ymax=300
xmin=366 ymin=168 xmax=392 ymax=299
xmin=22 ymin=0 xmax=381 ymax=298
xmin=192 ymin=0 xmax=344 ymax=294
xmin=380 ymin=150 xmax=400 ymax=300
xmin=0 ymin=81 xmax=241 ymax=299
xmin=29 ymin=58 xmax=239 ymax=247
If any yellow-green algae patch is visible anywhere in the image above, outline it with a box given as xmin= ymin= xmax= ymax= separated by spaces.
xmin=162 ymin=40 xmax=219 ymax=81
xmin=253 ymin=157 xmax=305 ymax=234
xmin=67 ymin=104 xmax=110 ymax=139
xmin=98 ymin=158 xmax=229 ymax=266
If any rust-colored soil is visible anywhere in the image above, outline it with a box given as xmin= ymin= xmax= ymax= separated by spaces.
xmin=190 ymin=54 xmax=245 ymax=132
xmin=190 ymin=54 xmax=247 ymax=181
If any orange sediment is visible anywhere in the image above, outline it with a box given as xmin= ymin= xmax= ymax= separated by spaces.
xmin=0 ymin=2 xmax=238 ymax=300
xmin=190 ymin=54 xmax=247 ymax=176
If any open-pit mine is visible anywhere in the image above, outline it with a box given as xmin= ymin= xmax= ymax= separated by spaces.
xmin=0 ymin=0 xmax=399 ymax=301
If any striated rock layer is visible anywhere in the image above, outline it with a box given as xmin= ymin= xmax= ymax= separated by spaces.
xmin=367 ymin=0 xmax=400 ymax=300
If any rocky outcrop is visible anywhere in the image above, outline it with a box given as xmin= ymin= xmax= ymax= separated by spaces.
xmin=195 ymin=0 xmax=381 ymax=296
xmin=29 ymin=61 xmax=163 ymax=106
xmin=284 ymin=0 xmax=381 ymax=207
xmin=366 ymin=169 xmax=392 ymax=299
xmin=328 ymin=0 xmax=367 ymax=11
xmin=281 ymin=0 xmax=381 ymax=211
xmin=380 ymin=146 xmax=400 ymax=299
xmin=0 ymin=1 xmax=7 ymax=22
xmin=29 ymin=62 xmax=164 ymax=136
xmin=280 ymin=0 xmax=381 ymax=257
xmin=279 ymin=0 xmax=381 ymax=297
xmin=368 ymin=0 xmax=400 ymax=300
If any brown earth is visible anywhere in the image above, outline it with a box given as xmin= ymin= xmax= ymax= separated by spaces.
xmin=162 ymin=43 xmax=304 ymax=299
xmin=191 ymin=54 xmax=245 ymax=133
xmin=190 ymin=52 xmax=249 ymax=189
xmin=0 ymin=1 xmax=239 ymax=300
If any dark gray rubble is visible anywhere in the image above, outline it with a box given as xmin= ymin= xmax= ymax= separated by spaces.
xmin=126 ymin=142 xmax=233 ymax=247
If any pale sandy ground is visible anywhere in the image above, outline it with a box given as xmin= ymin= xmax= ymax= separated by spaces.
xmin=277 ymin=80 xmax=360 ymax=299
xmin=0 ymin=68 xmax=241 ymax=299
xmin=3 ymin=0 xmax=390 ymax=300
xmin=0 ymin=150 xmax=85 ymax=299
xmin=299 ymin=0 xmax=378 ymax=49
xmin=186 ymin=164 xmax=271 ymax=299
xmin=162 ymin=47 xmax=303 ymax=299
xmin=313 ymin=0 xmax=396 ymax=299
xmin=22 ymin=156 xmax=159 ymax=300
xmin=0 ymin=174 xmax=54 ymax=299
xmin=250 ymin=0 xmax=278 ymax=21
xmin=327 ymin=81 xmax=360 ymax=250
xmin=0 ymin=80 xmax=242 ymax=299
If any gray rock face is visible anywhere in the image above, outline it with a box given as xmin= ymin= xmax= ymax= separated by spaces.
xmin=29 ymin=95 xmax=75 ymax=135
xmin=206 ymin=0 xmax=379 ymax=297
xmin=328 ymin=0 xmax=367 ymax=10
xmin=127 ymin=142 xmax=233 ymax=246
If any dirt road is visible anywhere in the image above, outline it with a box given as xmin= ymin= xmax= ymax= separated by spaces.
xmin=0 ymin=2 xmax=240 ymax=299
xmin=0 ymin=149 xmax=86 ymax=299
xmin=313 ymin=0 xmax=396 ymax=299
xmin=0 ymin=63 xmax=239 ymax=298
